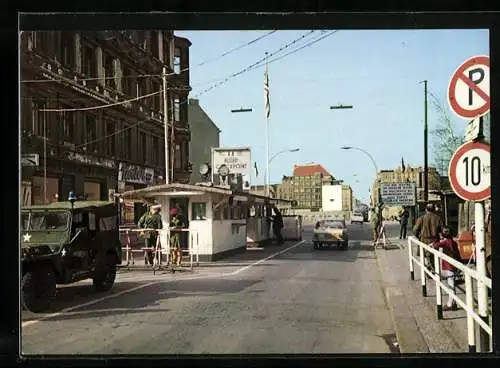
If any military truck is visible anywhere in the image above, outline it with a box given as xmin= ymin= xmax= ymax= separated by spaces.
xmin=21 ymin=200 xmax=122 ymax=313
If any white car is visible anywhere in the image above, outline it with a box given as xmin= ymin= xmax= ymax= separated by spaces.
xmin=350 ymin=211 xmax=364 ymax=224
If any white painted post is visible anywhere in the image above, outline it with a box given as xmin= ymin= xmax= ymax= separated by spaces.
xmin=465 ymin=274 xmax=476 ymax=353
xmin=408 ymin=237 xmax=414 ymax=280
xmin=196 ymin=232 xmax=200 ymax=266
xmin=189 ymin=232 xmax=193 ymax=269
xmin=420 ymin=243 xmax=427 ymax=297
xmin=435 ymin=248 xmax=443 ymax=320
xmin=474 ymin=201 xmax=489 ymax=352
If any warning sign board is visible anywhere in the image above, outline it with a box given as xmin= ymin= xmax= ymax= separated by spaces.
xmin=380 ymin=182 xmax=416 ymax=206
xmin=447 ymin=55 xmax=490 ymax=120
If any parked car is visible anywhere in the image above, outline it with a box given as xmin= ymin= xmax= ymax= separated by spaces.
xmin=350 ymin=211 xmax=364 ymax=224
xmin=313 ymin=219 xmax=349 ymax=250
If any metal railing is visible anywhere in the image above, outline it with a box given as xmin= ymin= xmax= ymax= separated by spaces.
xmin=120 ymin=228 xmax=200 ymax=271
xmin=407 ymin=236 xmax=492 ymax=352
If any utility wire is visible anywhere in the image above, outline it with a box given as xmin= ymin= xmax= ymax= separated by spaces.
xmin=20 ymin=30 xmax=278 ymax=84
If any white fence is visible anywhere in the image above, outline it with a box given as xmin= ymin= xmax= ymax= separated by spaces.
xmin=120 ymin=228 xmax=200 ymax=271
xmin=407 ymin=236 xmax=492 ymax=352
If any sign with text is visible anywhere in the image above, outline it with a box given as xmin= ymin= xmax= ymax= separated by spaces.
xmin=212 ymin=147 xmax=251 ymax=191
xmin=118 ymin=162 xmax=154 ymax=185
xmin=21 ymin=153 xmax=39 ymax=167
xmin=380 ymin=182 xmax=416 ymax=206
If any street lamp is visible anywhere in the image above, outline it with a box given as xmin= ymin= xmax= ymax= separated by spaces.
xmin=340 ymin=146 xmax=380 ymax=208
xmin=265 ymin=148 xmax=300 ymax=197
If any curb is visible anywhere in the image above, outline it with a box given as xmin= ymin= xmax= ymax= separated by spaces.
xmin=374 ymin=246 xmax=430 ymax=353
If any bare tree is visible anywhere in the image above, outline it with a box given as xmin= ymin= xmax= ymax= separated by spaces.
xmin=428 ymin=93 xmax=464 ymax=176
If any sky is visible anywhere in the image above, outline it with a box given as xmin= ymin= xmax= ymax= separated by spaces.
xmin=176 ymin=29 xmax=489 ymax=204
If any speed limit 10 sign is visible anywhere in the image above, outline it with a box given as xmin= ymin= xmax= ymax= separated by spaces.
xmin=448 ymin=141 xmax=490 ymax=201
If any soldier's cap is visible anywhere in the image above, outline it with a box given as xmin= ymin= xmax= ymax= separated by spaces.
xmin=151 ymin=204 xmax=162 ymax=210
xmin=426 ymin=203 xmax=435 ymax=212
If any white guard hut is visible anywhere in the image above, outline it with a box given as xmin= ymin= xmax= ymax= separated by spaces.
xmin=120 ymin=183 xmax=254 ymax=261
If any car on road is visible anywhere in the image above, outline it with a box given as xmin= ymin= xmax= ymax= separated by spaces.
xmin=350 ymin=211 xmax=365 ymax=224
xmin=313 ymin=219 xmax=349 ymax=250
xmin=21 ymin=200 xmax=122 ymax=313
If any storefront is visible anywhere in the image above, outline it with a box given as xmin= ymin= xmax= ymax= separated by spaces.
xmin=117 ymin=162 xmax=155 ymax=224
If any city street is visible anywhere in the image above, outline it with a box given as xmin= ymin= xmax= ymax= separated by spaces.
xmin=22 ymin=223 xmax=401 ymax=355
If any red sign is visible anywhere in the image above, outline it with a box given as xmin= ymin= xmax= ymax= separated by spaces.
xmin=448 ymin=141 xmax=490 ymax=202
xmin=447 ymin=55 xmax=490 ymax=120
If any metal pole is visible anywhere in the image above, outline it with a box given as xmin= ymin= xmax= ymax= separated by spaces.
xmin=43 ymin=107 xmax=47 ymax=204
xmin=265 ymin=52 xmax=270 ymax=197
xmin=465 ymin=274 xmax=476 ymax=352
xmin=408 ymin=238 xmax=414 ymax=280
xmin=475 ymin=201 xmax=489 ymax=352
xmin=162 ymin=67 xmax=169 ymax=184
xmin=424 ymin=80 xmax=429 ymax=203
xmin=435 ymin=248 xmax=443 ymax=320
xmin=420 ymin=243 xmax=427 ymax=297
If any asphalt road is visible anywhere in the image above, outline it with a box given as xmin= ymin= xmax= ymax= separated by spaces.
xmin=22 ymin=222 xmax=400 ymax=355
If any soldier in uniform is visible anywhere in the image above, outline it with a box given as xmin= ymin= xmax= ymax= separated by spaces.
xmin=413 ymin=203 xmax=443 ymax=270
xmin=370 ymin=206 xmax=381 ymax=247
xmin=169 ymin=207 xmax=184 ymax=266
xmin=137 ymin=203 xmax=163 ymax=266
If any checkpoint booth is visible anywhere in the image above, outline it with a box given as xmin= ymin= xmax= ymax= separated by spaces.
xmin=120 ymin=183 xmax=253 ymax=263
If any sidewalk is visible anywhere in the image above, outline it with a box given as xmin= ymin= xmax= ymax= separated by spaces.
xmin=375 ymin=225 xmax=474 ymax=353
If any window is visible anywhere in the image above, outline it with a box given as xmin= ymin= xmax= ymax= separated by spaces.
xmin=222 ymin=204 xmax=230 ymax=220
xmin=122 ymin=67 xmax=132 ymax=96
xmin=123 ymin=126 xmax=132 ymax=160
xmin=35 ymin=32 xmax=51 ymax=52
xmin=150 ymin=31 xmax=159 ymax=59
xmin=174 ymin=98 xmax=180 ymax=122
xmin=61 ymin=107 xmax=75 ymax=142
xmin=31 ymin=101 xmax=47 ymax=137
xmin=174 ymin=144 xmax=181 ymax=169
xmin=213 ymin=205 xmax=221 ymax=221
xmin=151 ymin=81 xmax=160 ymax=111
xmin=139 ymin=131 xmax=147 ymax=162
xmin=82 ymin=44 xmax=96 ymax=77
xmin=151 ymin=136 xmax=159 ymax=165
xmin=85 ymin=114 xmax=97 ymax=152
xmin=60 ymin=32 xmax=74 ymax=68
xmin=99 ymin=215 xmax=118 ymax=231
xmin=104 ymin=53 xmax=114 ymax=88
xmin=192 ymin=203 xmax=207 ymax=220
xmin=137 ymin=77 xmax=146 ymax=98
xmin=105 ymin=120 xmax=116 ymax=156
xmin=173 ymin=47 xmax=181 ymax=74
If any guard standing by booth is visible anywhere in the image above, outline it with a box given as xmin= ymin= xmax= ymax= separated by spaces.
xmin=169 ymin=207 xmax=184 ymax=266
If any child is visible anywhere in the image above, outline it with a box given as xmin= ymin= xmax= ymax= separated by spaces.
xmin=433 ymin=227 xmax=461 ymax=311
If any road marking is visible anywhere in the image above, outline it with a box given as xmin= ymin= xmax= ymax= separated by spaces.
xmin=224 ymin=240 xmax=306 ymax=276
xmin=22 ymin=240 xmax=305 ymax=328
xmin=21 ymin=273 xmax=214 ymax=329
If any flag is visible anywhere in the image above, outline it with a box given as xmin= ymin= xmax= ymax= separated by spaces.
xmin=264 ymin=68 xmax=270 ymax=118
xmin=254 ymin=162 xmax=259 ymax=177
xmin=401 ymin=157 xmax=406 ymax=172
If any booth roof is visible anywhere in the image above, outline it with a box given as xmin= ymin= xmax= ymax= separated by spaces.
xmin=120 ymin=183 xmax=232 ymax=200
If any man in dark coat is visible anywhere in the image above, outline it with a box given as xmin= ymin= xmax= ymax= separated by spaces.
xmin=137 ymin=203 xmax=163 ymax=265
xmin=413 ymin=203 xmax=443 ymax=270
xmin=272 ymin=205 xmax=284 ymax=245
xmin=399 ymin=207 xmax=410 ymax=239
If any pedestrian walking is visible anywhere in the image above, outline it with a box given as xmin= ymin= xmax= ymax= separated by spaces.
xmin=370 ymin=207 xmax=381 ymax=247
xmin=137 ymin=203 xmax=163 ymax=266
xmin=169 ymin=207 xmax=184 ymax=266
xmin=413 ymin=203 xmax=443 ymax=271
xmin=272 ymin=205 xmax=284 ymax=245
xmin=432 ymin=227 xmax=461 ymax=311
xmin=398 ymin=207 xmax=410 ymax=239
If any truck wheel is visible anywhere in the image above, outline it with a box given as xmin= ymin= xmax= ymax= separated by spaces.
xmin=22 ymin=265 xmax=56 ymax=313
xmin=93 ymin=254 xmax=117 ymax=292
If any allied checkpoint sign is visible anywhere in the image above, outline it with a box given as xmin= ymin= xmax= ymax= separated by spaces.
xmin=448 ymin=141 xmax=491 ymax=202
xmin=211 ymin=147 xmax=252 ymax=191
xmin=447 ymin=55 xmax=490 ymax=120
xmin=380 ymin=182 xmax=416 ymax=206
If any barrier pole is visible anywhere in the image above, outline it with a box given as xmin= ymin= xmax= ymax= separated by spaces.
xmin=465 ymin=274 xmax=476 ymax=353
xmin=196 ymin=232 xmax=200 ymax=266
xmin=434 ymin=248 xmax=443 ymax=320
xmin=125 ymin=230 xmax=130 ymax=266
xmin=474 ymin=201 xmax=490 ymax=352
xmin=420 ymin=243 xmax=427 ymax=297
xmin=408 ymin=237 xmax=414 ymax=280
xmin=189 ymin=232 xmax=193 ymax=269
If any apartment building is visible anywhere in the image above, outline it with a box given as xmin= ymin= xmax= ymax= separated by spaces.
xmin=20 ymin=31 xmax=192 ymax=222
xmin=276 ymin=163 xmax=334 ymax=210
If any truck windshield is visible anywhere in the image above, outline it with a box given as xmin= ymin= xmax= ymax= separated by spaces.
xmin=21 ymin=211 xmax=70 ymax=231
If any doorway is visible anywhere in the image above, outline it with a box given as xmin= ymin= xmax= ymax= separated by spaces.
xmin=169 ymin=197 xmax=189 ymax=249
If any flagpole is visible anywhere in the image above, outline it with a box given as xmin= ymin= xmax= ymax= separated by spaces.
xmin=265 ymin=52 xmax=270 ymax=197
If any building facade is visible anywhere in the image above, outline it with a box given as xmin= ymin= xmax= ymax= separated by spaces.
xmin=20 ymin=31 xmax=192 ymax=222
xmin=341 ymin=184 xmax=353 ymax=212
xmin=188 ymin=98 xmax=221 ymax=184
xmin=276 ymin=163 xmax=334 ymax=210
xmin=321 ymin=184 xmax=343 ymax=212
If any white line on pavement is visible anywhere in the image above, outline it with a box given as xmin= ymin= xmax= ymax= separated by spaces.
xmin=22 ymin=240 xmax=306 ymax=329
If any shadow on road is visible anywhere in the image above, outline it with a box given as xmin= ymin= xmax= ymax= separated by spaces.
xmin=25 ymin=278 xmax=261 ymax=323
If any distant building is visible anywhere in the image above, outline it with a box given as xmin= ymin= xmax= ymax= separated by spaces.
xmin=276 ymin=163 xmax=334 ymax=210
xmin=249 ymin=184 xmax=278 ymax=198
xmin=341 ymin=184 xmax=353 ymax=212
xmin=188 ymin=98 xmax=221 ymax=184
